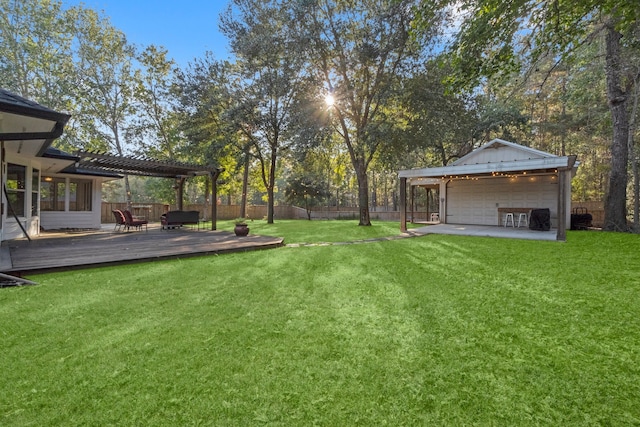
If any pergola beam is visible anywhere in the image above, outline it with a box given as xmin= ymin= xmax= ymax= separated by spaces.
xmin=74 ymin=151 xmax=224 ymax=230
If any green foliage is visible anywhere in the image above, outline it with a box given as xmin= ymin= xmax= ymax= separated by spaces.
xmin=2 ymin=230 xmax=640 ymax=425
xmin=284 ymin=173 xmax=330 ymax=218
xmin=130 ymin=45 xmax=181 ymax=160
xmin=0 ymin=0 xmax=76 ymax=111
xmin=219 ymin=0 xmax=310 ymax=222
xmin=72 ymin=7 xmax=139 ymax=154
xmin=292 ymin=0 xmax=431 ymax=224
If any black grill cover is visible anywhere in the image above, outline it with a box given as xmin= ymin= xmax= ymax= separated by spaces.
xmin=529 ymin=208 xmax=551 ymax=231
xmin=570 ymin=208 xmax=593 ymax=230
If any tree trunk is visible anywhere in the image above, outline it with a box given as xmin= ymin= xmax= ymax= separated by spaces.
xmin=240 ymin=147 xmax=249 ymax=219
xmin=603 ymin=23 xmax=630 ymax=232
xmin=629 ymin=72 xmax=639 ymax=231
xmin=267 ymin=150 xmax=277 ymax=224
xmin=633 ymin=147 xmax=639 ymax=231
xmin=124 ymin=175 xmax=132 ymax=211
xmin=355 ymin=159 xmax=371 ymax=226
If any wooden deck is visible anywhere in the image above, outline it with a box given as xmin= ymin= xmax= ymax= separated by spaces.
xmin=1 ymin=224 xmax=284 ymax=274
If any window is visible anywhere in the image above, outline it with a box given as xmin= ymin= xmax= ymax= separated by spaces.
xmin=40 ymin=177 xmax=93 ymax=212
xmin=69 ymin=179 xmax=92 ymax=211
xmin=40 ymin=177 xmax=66 ymax=211
xmin=6 ymin=163 xmax=26 ymax=216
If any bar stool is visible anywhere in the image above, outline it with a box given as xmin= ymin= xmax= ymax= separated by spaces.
xmin=503 ymin=212 xmax=515 ymax=227
xmin=517 ymin=212 xmax=528 ymax=228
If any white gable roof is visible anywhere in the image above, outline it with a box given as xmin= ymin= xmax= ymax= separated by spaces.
xmin=453 ymin=139 xmax=557 ymax=166
xmin=399 ymin=139 xmax=577 ymax=179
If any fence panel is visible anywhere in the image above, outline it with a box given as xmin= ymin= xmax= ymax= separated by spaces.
xmin=102 ymin=202 xmax=602 ymax=225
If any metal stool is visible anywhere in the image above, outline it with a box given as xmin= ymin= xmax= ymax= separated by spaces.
xmin=503 ymin=213 xmax=515 ymax=227
xmin=517 ymin=213 xmax=528 ymax=228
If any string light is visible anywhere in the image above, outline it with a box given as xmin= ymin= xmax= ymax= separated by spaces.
xmin=439 ymin=171 xmax=556 ymax=181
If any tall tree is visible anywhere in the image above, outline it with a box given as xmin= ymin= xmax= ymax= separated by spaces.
xmin=221 ymin=0 xmax=307 ymax=223
xmin=293 ymin=0 xmax=438 ymax=225
xmin=131 ymin=45 xmax=179 ymax=159
xmin=174 ymin=55 xmax=247 ymax=213
xmin=74 ymin=7 xmax=139 ymax=208
xmin=420 ymin=0 xmax=640 ymax=231
xmin=0 ymin=0 xmax=77 ymax=141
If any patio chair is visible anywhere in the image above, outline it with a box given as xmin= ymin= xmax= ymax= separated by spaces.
xmin=112 ymin=209 xmax=127 ymax=231
xmin=123 ymin=209 xmax=148 ymax=232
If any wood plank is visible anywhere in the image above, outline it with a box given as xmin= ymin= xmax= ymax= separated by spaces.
xmin=3 ymin=228 xmax=283 ymax=273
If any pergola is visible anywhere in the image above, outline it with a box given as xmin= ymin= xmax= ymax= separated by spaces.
xmin=72 ymin=151 xmax=223 ymax=230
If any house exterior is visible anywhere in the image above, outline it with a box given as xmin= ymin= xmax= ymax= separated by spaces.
xmin=1 ymin=89 xmax=224 ymax=248
xmin=0 ymin=89 xmax=115 ymax=242
xmin=398 ymin=139 xmax=579 ymax=241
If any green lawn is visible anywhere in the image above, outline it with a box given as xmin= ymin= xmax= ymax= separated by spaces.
xmin=215 ymin=218 xmax=421 ymax=244
xmin=1 ymin=222 xmax=639 ymax=426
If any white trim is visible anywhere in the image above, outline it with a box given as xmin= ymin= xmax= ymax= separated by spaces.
xmin=399 ymin=156 xmax=572 ymax=179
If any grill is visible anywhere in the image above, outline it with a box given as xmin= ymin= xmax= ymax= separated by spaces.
xmin=529 ymin=208 xmax=551 ymax=231
xmin=570 ymin=207 xmax=593 ymax=230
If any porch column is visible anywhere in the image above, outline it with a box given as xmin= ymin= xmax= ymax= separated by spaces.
xmin=557 ymin=171 xmax=567 ymax=241
xmin=400 ymin=177 xmax=407 ymax=232
xmin=410 ymin=183 xmax=415 ymax=223
xmin=557 ymin=155 xmax=577 ymax=241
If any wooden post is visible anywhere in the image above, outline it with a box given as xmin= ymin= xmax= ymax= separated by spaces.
xmin=557 ymin=155 xmax=577 ymax=241
xmin=557 ymin=170 xmax=567 ymax=241
xmin=211 ymin=172 xmax=218 ymax=231
xmin=400 ymin=177 xmax=407 ymax=232
xmin=410 ymin=183 xmax=415 ymax=223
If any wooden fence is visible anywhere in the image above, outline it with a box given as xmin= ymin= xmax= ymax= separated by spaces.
xmin=571 ymin=201 xmax=604 ymax=228
xmin=101 ymin=203 xmax=301 ymax=223
xmin=102 ymin=201 xmax=604 ymax=226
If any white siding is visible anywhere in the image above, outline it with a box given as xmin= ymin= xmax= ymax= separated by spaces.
xmin=40 ymin=211 xmax=101 ymax=230
xmin=446 ymin=175 xmax=558 ymax=226
xmin=3 ymin=218 xmax=39 ymax=240
xmin=457 ymin=145 xmax=545 ymax=166
xmin=40 ymin=179 xmax=102 ymax=230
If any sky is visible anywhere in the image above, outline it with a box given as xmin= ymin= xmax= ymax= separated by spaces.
xmin=63 ymin=0 xmax=232 ymax=67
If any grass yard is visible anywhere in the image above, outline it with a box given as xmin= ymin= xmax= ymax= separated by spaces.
xmin=215 ymin=218 xmax=422 ymax=244
xmin=1 ymin=221 xmax=639 ymax=425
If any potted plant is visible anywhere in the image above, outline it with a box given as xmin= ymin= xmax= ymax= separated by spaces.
xmin=233 ymin=218 xmax=250 ymax=236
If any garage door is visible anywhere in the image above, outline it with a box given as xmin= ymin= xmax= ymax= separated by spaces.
xmin=446 ymin=176 xmax=558 ymax=225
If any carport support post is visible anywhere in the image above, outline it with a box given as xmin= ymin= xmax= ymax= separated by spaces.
xmin=557 ymin=171 xmax=567 ymax=241
xmin=557 ymin=155 xmax=577 ymax=241
xmin=410 ymin=183 xmax=415 ymax=223
xmin=400 ymin=177 xmax=407 ymax=232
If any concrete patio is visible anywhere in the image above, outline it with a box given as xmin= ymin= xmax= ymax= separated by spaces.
xmin=412 ymin=223 xmax=558 ymax=241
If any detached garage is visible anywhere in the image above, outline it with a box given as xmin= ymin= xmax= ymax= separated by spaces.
xmin=398 ymin=139 xmax=579 ymax=241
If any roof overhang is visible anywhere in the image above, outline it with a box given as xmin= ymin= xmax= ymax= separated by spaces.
xmin=0 ymin=89 xmax=71 ymax=157
xmin=399 ymin=156 xmax=577 ymax=181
